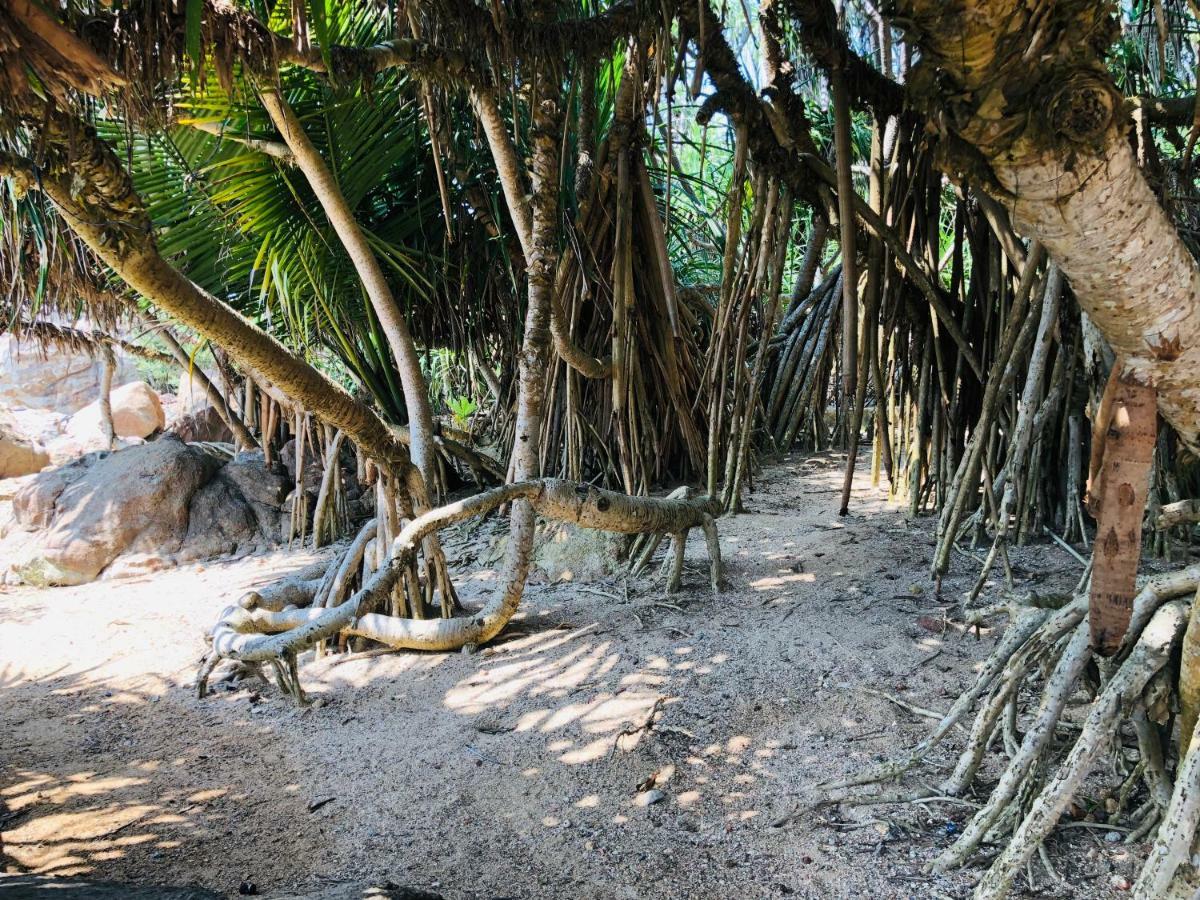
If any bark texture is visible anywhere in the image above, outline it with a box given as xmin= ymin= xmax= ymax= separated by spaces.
xmin=893 ymin=0 xmax=1200 ymax=449
xmin=205 ymin=478 xmax=722 ymax=664
xmin=259 ymin=89 xmax=441 ymax=490
xmin=1087 ymin=374 xmax=1158 ymax=655
xmin=19 ymin=110 xmax=411 ymax=474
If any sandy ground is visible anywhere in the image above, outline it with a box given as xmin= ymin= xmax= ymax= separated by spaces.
xmin=0 ymin=452 xmax=1144 ymax=898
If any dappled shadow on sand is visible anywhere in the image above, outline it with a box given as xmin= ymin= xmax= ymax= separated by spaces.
xmin=1 ymin=451 xmax=998 ymax=897
xmin=293 ymin=595 xmax=797 ymax=839
xmin=0 ymin=666 xmax=219 ymax=880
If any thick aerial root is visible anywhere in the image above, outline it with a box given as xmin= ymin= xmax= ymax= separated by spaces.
xmin=931 ymin=623 xmax=1093 ymax=871
xmin=313 ymin=518 xmax=378 ymax=611
xmin=1136 ymin=717 xmax=1200 ymax=897
xmin=629 ymin=531 xmax=665 ymax=575
xmin=201 ymin=479 xmax=723 ymax=700
xmin=797 ymin=565 xmax=1200 ymax=898
xmin=938 ymin=601 xmax=1089 ymax=798
xmin=972 ymin=601 xmax=1187 ymax=900
xmin=660 ymin=530 xmax=688 ymax=594
xmin=235 ymin=558 xmax=329 ymax=612
xmin=267 ymin=651 xmax=308 ymax=705
xmin=627 ymin=486 xmax=724 ymax=594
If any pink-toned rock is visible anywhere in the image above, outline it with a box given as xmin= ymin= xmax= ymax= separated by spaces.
xmin=0 ymin=332 xmax=140 ymax=414
xmin=168 ymin=405 xmax=233 ymax=444
xmin=9 ymin=437 xmax=290 ymax=586
xmin=66 ymin=381 xmax=166 ymax=443
xmin=0 ymin=409 xmax=50 ymax=478
xmin=0 ymin=426 xmax=49 ymax=478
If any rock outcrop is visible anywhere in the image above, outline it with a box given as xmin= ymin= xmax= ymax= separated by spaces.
xmin=66 ymin=380 xmax=166 ymax=442
xmin=168 ymin=405 xmax=233 ymax=444
xmin=0 ymin=332 xmax=140 ymax=414
xmin=6 ymin=436 xmax=290 ymax=586
xmin=0 ymin=415 xmax=49 ymax=478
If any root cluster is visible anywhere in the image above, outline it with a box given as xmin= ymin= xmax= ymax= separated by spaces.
xmin=198 ymin=478 xmax=722 ymax=704
xmin=792 ymin=566 xmax=1200 ymax=899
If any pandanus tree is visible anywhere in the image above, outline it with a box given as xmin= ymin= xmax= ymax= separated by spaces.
xmin=0 ymin=0 xmax=725 ymax=678
xmin=767 ymin=2 xmax=1200 ymax=897
xmin=6 ymin=0 xmax=1200 ymax=895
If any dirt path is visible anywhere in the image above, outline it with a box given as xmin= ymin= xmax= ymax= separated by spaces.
xmin=1 ymin=453 xmax=1131 ymax=899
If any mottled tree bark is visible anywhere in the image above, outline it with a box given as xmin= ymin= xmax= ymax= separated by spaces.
xmin=892 ymin=0 xmax=1200 ymax=450
xmin=1087 ymin=374 xmax=1158 ymax=655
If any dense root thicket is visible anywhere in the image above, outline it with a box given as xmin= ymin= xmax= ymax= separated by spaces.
xmin=784 ymin=567 xmax=1200 ymax=899
xmin=198 ymin=479 xmax=722 ymax=703
xmin=9 ymin=2 xmax=1200 ymax=897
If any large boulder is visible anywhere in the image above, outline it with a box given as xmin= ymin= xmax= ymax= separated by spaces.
xmin=0 ymin=332 xmax=140 ymax=414
xmin=0 ymin=418 xmax=49 ymax=478
xmin=279 ymin=437 xmax=325 ymax=493
xmin=481 ymin=518 xmax=628 ymax=583
xmin=168 ymin=405 xmax=233 ymax=444
xmin=2 ymin=406 xmax=66 ymax=446
xmin=219 ymin=450 xmax=292 ymax=535
xmin=10 ymin=453 xmax=90 ymax=530
xmin=6 ymin=436 xmax=291 ymax=586
xmin=66 ymin=380 xmax=166 ymax=443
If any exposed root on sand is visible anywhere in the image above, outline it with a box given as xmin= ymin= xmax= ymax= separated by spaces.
xmin=781 ymin=565 xmax=1200 ymax=900
xmin=199 ymin=479 xmax=722 ymax=704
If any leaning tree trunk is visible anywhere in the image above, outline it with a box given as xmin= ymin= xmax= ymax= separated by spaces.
xmin=894 ymin=0 xmax=1200 ymax=450
xmin=97 ymin=346 xmax=116 ymax=451
xmin=259 ymin=88 xmax=442 ymax=495
xmin=16 ymin=108 xmax=412 ymax=476
xmin=863 ymin=3 xmax=1200 ymax=897
xmin=895 ymin=0 xmax=1200 ymax=652
xmin=149 ymin=315 xmax=258 ymax=450
xmin=473 ymin=57 xmax=565 ymax=644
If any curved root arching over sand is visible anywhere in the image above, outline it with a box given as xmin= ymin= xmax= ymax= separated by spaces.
xmin=774 ymin=565 xmax=1200 ymax=900
xmin=197 ymin=479 xmax=723 ymax=702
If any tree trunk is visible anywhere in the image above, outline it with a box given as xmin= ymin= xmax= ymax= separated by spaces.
xmin=27 ymin=112 xmax=412 ymax=475
xmin=1087 ymin=373 xmax=1158 ymax=656
xmin=830 ymin=69 xmax=858 ymax=412
xmin=150 ymin=316 xmax=257 ymax=450
xmin=893 ymin=0 xmax=1200 ymax=450
xmin=259 ymin=89 xmax=442 ymax=492
xmin=97 ymin=347 xmax=116 ymax=450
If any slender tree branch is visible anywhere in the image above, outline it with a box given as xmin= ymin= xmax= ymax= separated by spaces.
xmin=779 ymin=0 xmax=906 ymax=115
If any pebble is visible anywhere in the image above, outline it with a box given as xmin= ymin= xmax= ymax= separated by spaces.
xmin=634 ymin=789 xmax=666 ymax=807
xmin=1105 ymin=831 xmax=1123 ymax=843
xmin=1110 ymin=875 xmax=1131 ymax=890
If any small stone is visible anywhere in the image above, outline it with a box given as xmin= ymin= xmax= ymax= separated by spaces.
xmin=1105 ymin=831 xmax=1123 ymax=843
xmin=1110 ymin=875 xmax=1131 ymax=890
xmin=634 ymin=789 xmax=666 ymax=807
